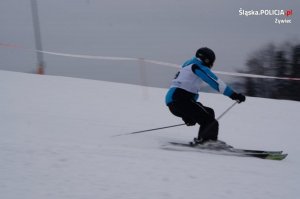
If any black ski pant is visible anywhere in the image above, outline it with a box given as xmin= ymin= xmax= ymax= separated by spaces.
xmin=168 ymin=100 xmax=219 ymax=141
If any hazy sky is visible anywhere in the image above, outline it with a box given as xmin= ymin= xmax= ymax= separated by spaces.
xmin=0 ymin=0 xmax=299 ymax=87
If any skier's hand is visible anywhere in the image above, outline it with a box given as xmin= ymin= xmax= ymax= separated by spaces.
xmin=230 ymin=92 xmax=246 ymax=103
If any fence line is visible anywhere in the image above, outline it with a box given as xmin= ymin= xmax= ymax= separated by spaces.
xmin=1 ymin=42 xmax=300 ymax=81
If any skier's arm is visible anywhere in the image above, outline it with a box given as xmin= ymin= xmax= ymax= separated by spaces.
xmin=191 ymin=64 xmax=246 ymax=103
xmin=191 ymin=64 xmax=233 ymax=97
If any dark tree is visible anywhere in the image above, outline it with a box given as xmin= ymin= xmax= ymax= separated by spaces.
xmin=289 ymin=45 xmax=300 ymax=101
xmin=235 ymin=41 xmax=300 ymax=101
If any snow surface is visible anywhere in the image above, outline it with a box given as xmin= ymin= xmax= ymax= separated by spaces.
xmin=0 ymin=70 xmax=300 ymax=199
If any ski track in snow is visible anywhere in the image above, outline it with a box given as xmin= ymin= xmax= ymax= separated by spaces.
xmin=0 ymin=70 xmax=300 ymax=199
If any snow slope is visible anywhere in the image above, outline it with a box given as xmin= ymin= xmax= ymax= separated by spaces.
xmin=0 ymin=70 xmax=299 ymax=199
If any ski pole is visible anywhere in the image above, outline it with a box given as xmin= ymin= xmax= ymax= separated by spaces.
xmin=112 ymin=123 xmax=185 ymax=137
xmin=113 ymin=101 xmax=238 ymax=137
xmin=216 ymin=101 xmax=238 ymax=121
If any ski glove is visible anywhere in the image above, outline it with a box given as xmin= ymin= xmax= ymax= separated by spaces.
xmin=230 ymin=92 xmax=246 ymax=103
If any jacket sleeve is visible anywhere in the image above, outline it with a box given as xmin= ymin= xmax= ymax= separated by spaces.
xmin=191 ymin=64 xmax=234 ymax=97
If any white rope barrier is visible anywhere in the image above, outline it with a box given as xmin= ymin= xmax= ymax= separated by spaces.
xmin=1 ymin=42 xmax=300 ymax=81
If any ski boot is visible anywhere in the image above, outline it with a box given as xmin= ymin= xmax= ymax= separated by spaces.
xmin=191 ymin=138 xmax=233 ymax=150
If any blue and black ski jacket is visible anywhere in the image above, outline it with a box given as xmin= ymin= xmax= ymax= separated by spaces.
xmin=165 ymin=56 xmax=234 ymax=105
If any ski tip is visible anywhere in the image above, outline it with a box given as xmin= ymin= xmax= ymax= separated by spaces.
xmin=266 ymin=153 xmax=288 ymax=160
xmin=267 ymin=150 xmax=283 ymax=155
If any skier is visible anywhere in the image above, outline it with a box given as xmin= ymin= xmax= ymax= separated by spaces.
xmin=165 ymin=47 xmax=246 ymax=144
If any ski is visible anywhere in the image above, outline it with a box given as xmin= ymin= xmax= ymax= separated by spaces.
xmin=181 ymin=142 xmax=283 ymax=154
xmin=164 ymin=142 xmax=287 ymax=160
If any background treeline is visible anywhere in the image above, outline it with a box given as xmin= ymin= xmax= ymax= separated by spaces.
xmin=233 ymin=41 xmax=300 ymax=101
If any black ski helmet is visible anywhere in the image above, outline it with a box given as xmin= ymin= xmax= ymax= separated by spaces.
xmin=195 ymin=47 xmax=216 ymax=68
